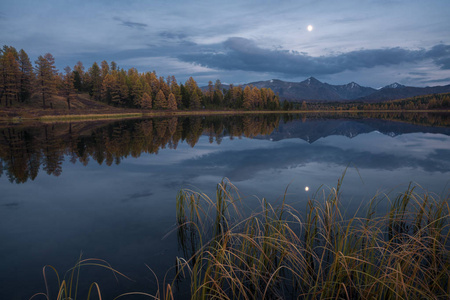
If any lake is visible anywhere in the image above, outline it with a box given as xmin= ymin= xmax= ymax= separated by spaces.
xmin=0 ymin=112 xmax=449 ymax=299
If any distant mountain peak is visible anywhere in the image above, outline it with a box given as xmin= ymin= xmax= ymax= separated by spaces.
xmin=384 ymin=82 xmax=405 ymax=89
xmin=347 ymin=82 xmax=360 ymax=89
xmin=302 ymin=77 xmax=322 ymax=85
xmin=269 ymin=79 xmax=282 ymax=83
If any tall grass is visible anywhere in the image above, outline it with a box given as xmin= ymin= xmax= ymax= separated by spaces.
xmin=174 ymin=177 xmax=450 ymax=299
xmin=29 ymin=255 xmax=137 ymax=300
xmin=31 ymin=177 xmax=449 ymax=299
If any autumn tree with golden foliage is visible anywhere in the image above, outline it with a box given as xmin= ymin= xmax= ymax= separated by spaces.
xmin=35 ymin=53 xmax=58 ymax=108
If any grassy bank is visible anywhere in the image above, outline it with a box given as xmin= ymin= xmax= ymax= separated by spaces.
xmin=32 ymin=177 xmax=449 ymax=299
xmin=2 ymin=105 xmax=449 ymax=124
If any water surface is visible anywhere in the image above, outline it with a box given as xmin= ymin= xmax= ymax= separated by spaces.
xmin=0 ymin=113 xmax=449 ymax=299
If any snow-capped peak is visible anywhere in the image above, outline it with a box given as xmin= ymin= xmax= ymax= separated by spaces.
xmin=384 ymin=82 xmax=404 ymax=89
xmin=348 ymin=82 xmax=360 ymax=89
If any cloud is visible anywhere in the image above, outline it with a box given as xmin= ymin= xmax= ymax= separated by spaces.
xmin=178 ymin=37 xmax=450 ymax=78
xmin=421 ymin=77 xmax=450 ymax=84
xmin=159 ymin=31 xmax=188 ymax=40
xmin=426 ymin=44 xmax=450 ymax=69
xmin=113 ymin=17 xmax=147 ymax=29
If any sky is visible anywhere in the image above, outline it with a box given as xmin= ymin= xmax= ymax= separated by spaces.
xmin=1 ymin=0 xmax=450 ymax=88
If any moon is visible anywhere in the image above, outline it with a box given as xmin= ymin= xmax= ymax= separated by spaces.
xmin=307 ymin=25 xmax=313 ymax=32
xmin=305 ymin=186 xmax=309 ymax=191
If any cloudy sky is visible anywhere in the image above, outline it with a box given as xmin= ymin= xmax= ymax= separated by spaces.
xmin=1 ymin=0 xmax=449 ymax=87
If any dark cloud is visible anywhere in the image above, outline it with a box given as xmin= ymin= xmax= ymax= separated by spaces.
xmin=113 ymin=17 xmax=147 ymax=29
xmin=426 ymin=44 xmax=450 ymax=69
xmin=409 ymin=71 xmax=427 ymax=76
xmin=421 ymin=77 xmax=450 ymax=84
xmin=159 ymin=31 xmax=188 ymax=40
xmin=179 ymin=37 xmax=450 ymax=77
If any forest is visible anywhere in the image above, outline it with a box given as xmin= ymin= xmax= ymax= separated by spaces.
xmin=0 ymin=45 xmax=280 ymax=111
xmin=2 ymin=45 xmax=449 ymax=115
xmin=291 ymin=93 xmax=450 ymax=111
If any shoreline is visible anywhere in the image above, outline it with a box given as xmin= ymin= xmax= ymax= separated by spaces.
xmin=1 ymin=108 xmax=449 ymax=124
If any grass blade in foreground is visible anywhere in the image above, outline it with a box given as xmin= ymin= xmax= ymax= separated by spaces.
xmin=174 ymin=178 xmax=450 ymax=299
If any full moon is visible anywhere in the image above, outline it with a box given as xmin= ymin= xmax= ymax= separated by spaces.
xmin=305 ymin=186 xmax=309 ymax=191
xmin=307 ymin=25 xmax=313 ymax=32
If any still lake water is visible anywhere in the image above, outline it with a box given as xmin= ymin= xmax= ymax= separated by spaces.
xmin=1 ymin=113 xmax=449 ymax=299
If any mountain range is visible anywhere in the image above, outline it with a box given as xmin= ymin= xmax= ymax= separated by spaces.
xmin=209 ymin=77 xmax=450 ymax=102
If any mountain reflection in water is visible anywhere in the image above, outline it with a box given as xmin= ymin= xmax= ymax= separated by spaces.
xmin=0 ymin=112 xmax=449 ymax=184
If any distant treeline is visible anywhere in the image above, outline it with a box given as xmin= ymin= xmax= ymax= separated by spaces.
xmin=0 ymin=45 xmax=280 ymax=110
xmin=290 ymin=93 xmax=450 ymax=111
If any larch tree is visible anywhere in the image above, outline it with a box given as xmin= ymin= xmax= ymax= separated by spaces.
xmin=140 ymin=92 xmax=152 ymax=109
xmin=243 ymin=85 xmax=252 ymax=109
xmin=149 ymin=72 xmax=160 ymax=99
xmin=189 ymin=89 xmax=201 ymax=109
xmin=185 ymin=77 xmax=203 ymax=109
xmin=132 ymin=79 xmax=144 ymax=107
xmin=159 ymin=76 xmax=171 ymax=98
xmin=18 ymin=49 xmax=33 ymax=103
xmin=250 ymin=87 xmax=262 ymax=109
xmin=101 ymin=73 xmax=117 ymax=104
xmin=100 ymin=60 xmax=110 ymax=79
xmin=206 ymin=80 xmax=214 ymax=106
xmin=35 ymin=53 xmax=57 ymax=108
xmin=214 ymin=79 xmax=224 ymax=107
xmin=154 ymin=89 xmax=167 ymax=109
xmin=73 ymin=61 xmax=85 ymax=92
xmin=1 ymin=49 xmax=20 ymax=107
xmin=62 ymin=66 xmax=77 ymax=110
xmin=168 ymin=92 xmax=177 ymax=110
xmin=88 ymin=62 xmax=102 ymax=101
xmin=169 ymin=75 xmax=182 ymax=109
